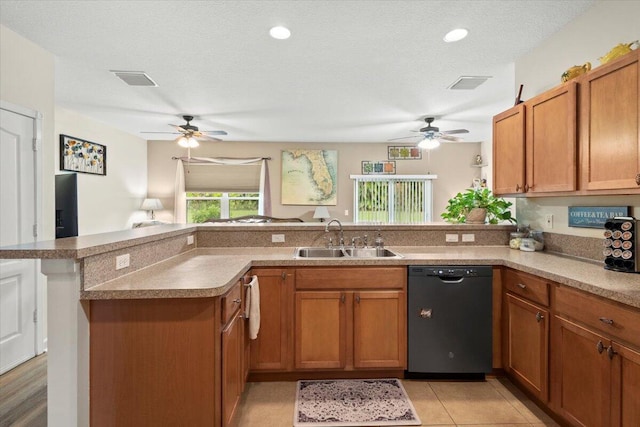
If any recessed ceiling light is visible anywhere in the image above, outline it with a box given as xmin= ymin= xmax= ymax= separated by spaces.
xmin=269 ymin=26 xmax=291 ymax=40
xmin=443 ymin=28 xmax=468 ymax=43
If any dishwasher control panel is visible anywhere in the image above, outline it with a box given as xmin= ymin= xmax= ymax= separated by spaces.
xmin=408 ymin=266 xmax=491 ymax=278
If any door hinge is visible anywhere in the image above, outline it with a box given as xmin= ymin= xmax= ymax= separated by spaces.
xmin=33 ymin=309 xmax=38 ymax=323
xmin=33 ymin=223 xmax=38 ymax=238
xmin=32 ymin=137 xmax=39 ymax=151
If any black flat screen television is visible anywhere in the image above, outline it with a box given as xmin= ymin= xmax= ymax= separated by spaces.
xmin=55 ymin=173 xmax=78 ymax=238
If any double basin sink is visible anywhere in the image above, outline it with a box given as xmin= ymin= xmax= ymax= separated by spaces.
xmin=294 ymin=247 xmax=402 ymax=258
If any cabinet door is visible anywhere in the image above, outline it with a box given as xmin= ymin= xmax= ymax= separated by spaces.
xmin=222 ymin=312 xmax=243 ymax=427
xmin=295 ymin=291 xmax=347 ymax=369
xmin=551 ymin=316 xmax=611 ymax=427
xmin=504 ymin=294 xmax=549 ymax=401
xmin=493 ymin=104 xmax=526 ymax=195
xmin=526 ymin=82 xmax=577 ymax=193
xmin=249 ymin=268 xmax=293 ymax=371
xmin=353 ymin=291 xmax=406 ymax=369
xmin=580 ymin=50 xmax=640 ymax=192
xmin=611 ymin=342 xmax=640 ymax=427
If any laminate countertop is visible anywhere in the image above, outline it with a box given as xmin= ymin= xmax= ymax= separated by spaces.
xmin=80 ymin=246 xmax=640 ymax=309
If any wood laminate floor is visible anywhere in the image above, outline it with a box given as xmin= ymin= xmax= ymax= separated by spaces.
xmin=0 ymin=354 xmax=47 ymax=427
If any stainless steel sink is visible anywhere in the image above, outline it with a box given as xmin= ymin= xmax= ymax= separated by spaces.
xmin=295 ymin=247 xmax=347 ymax=258
xmin=345 ymin=248 xmax=399 ymax=258
xmin=294 ymin=247 xmax=402 ymax=258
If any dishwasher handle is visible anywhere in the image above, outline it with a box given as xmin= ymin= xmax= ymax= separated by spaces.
xmin=437 ymin=276 xmax=465 ymax=283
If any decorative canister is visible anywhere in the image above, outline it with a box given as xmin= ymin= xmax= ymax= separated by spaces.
xmin=561 ymin=62 xmax=591 ymax=82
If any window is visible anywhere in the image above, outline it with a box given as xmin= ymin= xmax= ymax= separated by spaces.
xmin=350 ymin=175 xmax=436 ymax=224
xmin=186 ymin=192 xmax=259 ymax=223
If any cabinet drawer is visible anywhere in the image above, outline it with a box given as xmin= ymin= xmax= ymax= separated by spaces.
xmin=555 ymin=284 xmax=640 ymax=347
xmin=296 ymin=267 xmax=405 ymax=290
xmin=222 ymin=282 xmax=242 ymax=325
xmin=503 ymin=268 xmax=550 ymax=306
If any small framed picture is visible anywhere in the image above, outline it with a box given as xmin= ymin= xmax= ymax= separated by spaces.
xmin=361 ymin=160 xmax=396 ymax=175
xmin=388 ymin=146 xmax=422 ymax=160
xmin=60 ymin=134 xmax=106 ymax=176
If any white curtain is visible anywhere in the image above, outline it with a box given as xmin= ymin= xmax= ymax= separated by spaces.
xmin=173 ymin=156 xmax=271 ymax=223
xmin=174 ymin=159 xmax=187 ymax=223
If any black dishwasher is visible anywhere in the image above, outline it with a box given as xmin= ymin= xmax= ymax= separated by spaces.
xmin=407 ymin=265 xmax=492 ymax=378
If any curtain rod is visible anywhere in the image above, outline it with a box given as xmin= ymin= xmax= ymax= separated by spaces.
xmin=172 ymin=156 xmax=271 ymax=160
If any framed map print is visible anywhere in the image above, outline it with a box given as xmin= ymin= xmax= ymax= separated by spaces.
xmin=281 ymin=149 xmax=337 ymax=205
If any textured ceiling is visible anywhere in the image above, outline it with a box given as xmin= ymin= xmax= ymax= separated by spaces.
xmin=0 ymin=0 xmax=596 ymax=143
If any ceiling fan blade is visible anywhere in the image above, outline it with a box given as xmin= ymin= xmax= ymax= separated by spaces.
xmin=199 ymin=134 xmax=223 ymax=142
xmin=439 ymin=134 xmax=464 ymax=142
xmin=442 ymin=129 xmax=469 ymax=135
xmin=170 ymin=124 xmax=187 ymax=132
xmin=201 ymin=130 xmax=228 ymax=135
xmin=388 ymin=135 xmax=422 ymax=141
xmin=141 ymin=131 xmax=181 ymax=134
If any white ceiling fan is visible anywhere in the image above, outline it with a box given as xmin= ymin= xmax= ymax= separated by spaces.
xmin=142 ymin=115 xmax=228 ymax=147
xmin=389 ymin=117 xmax=469 ymax=149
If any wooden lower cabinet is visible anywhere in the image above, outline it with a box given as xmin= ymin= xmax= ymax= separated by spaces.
xmin=551 ymin=316 xmax=611 ymax=427
xmin=611 ymin=342 xmax=640 ymax=427
xmin=503 ymin=293 xmax=549 ymax=402
xmin=294 ymin=290 xmax=406 ymax=370
xmin=353 ymin=291 xmax=406 ymax=369
xmin=222 ymin=309 xmax=243 ymax=427
xmin=249 ymin=268 xmax=294 ymax=371
xmin=295 ymin=291 xmax=347 ymax=369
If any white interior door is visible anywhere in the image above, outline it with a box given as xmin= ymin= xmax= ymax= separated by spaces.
xmin=0 ymin=106 xmax=38 ymax=374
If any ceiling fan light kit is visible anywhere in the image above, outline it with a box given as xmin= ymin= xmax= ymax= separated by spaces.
xmin=177 ymin=136 xmax=199 ymax=148
xmin=142 ymin=115 xmax=227 ymax=147
xmin=418 ymin=137 xmax=441 ymax=150
xmin=443 ymin=28 xmax=468 ymax=43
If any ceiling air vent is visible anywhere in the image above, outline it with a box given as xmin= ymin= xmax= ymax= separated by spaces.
xmin=110 ymin=71 xmax=158 ymax=87
xmin=447 ymin=76 xmax=491 ymax=90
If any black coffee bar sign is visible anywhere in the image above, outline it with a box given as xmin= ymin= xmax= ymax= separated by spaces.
xmin=568 ymin=206 xmax=629 ymax=228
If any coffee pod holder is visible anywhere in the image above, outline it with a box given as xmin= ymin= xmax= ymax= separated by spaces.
xmin=603 ymin=217 xmax=639 ymax=273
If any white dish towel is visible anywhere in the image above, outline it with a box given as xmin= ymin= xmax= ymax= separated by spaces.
xmin=245 ymin=275 xmax=261 ymax=339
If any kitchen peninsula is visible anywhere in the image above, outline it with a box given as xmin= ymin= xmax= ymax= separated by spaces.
xmin=2 ymin=223 xmax=639 ymax=427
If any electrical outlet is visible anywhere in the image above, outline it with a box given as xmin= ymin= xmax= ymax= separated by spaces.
xmin=271 ymin=234 xmax=285 ymax=243
xmin=445 ymin=234 xmax=459 ymax=243
xmin=344 ymin=209 xmax=349 ymax=216
xmin=187 ymin=235 xmax=194 ymax=245
xmin=115 ymin=254 xmax=130 ymax=270
xmin=462 ymin=233 xmax=475 ymax=242
xmin=545 ymin=214 xmax=554 ymax=229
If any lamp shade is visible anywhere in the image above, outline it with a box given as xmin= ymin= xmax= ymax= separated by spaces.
xmin=313 ymin=206 xmax=330 ymax=221
xmin=141 ymin=198 xmax=163 ymax=211
xmin=418 ymin=137 xmax=440 ymax=150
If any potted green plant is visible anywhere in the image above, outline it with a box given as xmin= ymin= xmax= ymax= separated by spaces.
xmin=441 ymin=188 xmax=516 ymax=224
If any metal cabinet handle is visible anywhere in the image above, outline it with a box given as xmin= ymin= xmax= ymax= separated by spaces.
xmin=340 ymin=294 xmax=345 ymax=304
xmin=419 ymin=308 xmax=432 ymax=319
xmin=355 ymin=295 xmax=361 ymax=303
xmin=281 ymin=272 xmax=286 ymax=280
xmin=599 ymin=317 xmax=614 ymax=325
xmin=607 ymin=345 xmax=617 ymax=360
xmin=524 ymin=184 xmax=533 ymax=192
xmin=517 ymin=283 xmax=526 ymax=289
xmin=515 ymin=184 xmax=521 ymax=192
xmin=233 ymin=298 xmax=241 ymax=304
xmin=535 ymin=312 xmax=544 ymax=323
xmin=597 ymin=340 xmax=605 ymax=354
xmin=636 ymin=173 xmax=640 ymax=186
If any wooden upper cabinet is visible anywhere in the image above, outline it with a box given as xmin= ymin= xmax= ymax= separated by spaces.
xmin=526 ymin=82 xmax=577 ymax=193
xmin=493 ymin=104 xmax=526 ymax=195
xmin=580 ymin=49 xmax=640 ymax=192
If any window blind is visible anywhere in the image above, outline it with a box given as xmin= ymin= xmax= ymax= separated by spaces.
xmin=184 ymin=163 xmax=261 ymax=192
xmin=350 ymin=175 xmax=436 ymax=223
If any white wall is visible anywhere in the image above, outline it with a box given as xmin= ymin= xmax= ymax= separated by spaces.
xmin=147 ymin=140 xmax=483 ymax=223
xmin=55 ymin=107 xmax=148 ymax=234
xmin=513 ymin=0 xmax=640 ymax=237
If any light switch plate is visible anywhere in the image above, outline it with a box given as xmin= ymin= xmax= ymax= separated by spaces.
xmin=187 ymin=235 xmax=194 ymax=245
xmin=445 ymin=234 xmax=459 ymax=243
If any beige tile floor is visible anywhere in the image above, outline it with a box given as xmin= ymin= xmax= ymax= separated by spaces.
xmin=237 ymin=377 xmax=560 ymax=427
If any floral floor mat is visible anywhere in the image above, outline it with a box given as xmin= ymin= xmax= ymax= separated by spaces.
xmin=293 ymin=378 xmax=421 ymax=426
